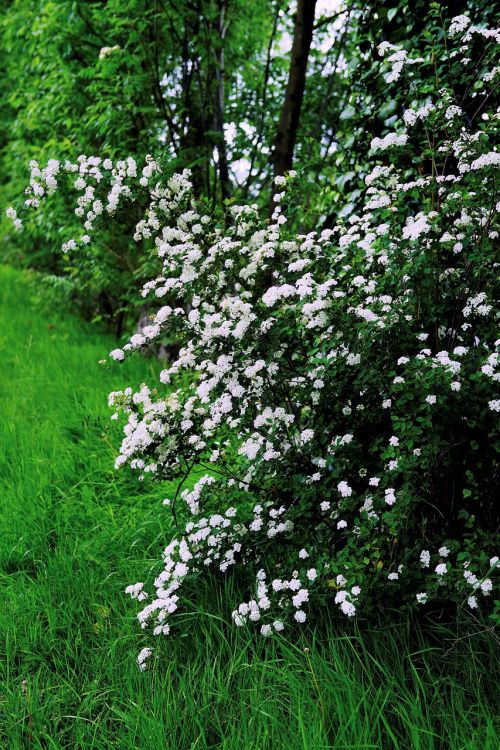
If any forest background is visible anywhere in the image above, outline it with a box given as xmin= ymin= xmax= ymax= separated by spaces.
xmin=2 ymin=0 xmax=495 ymax=332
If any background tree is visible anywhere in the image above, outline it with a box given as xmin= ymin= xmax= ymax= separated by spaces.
xmin=1 ymin=0 xmax=497 ymax=329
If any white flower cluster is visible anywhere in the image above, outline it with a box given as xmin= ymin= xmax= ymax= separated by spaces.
xmin=370 ymin=133 xmax=408 ymax=152
xmin=377 ymin=42 xmax=424 ymax=83
xmin=6 ymin=14 xmax=499 ymax=669
xmin=99 ymin=45 xmax=121 ymax=60
xmin=403 ymin=103 xmax=435 ymax=127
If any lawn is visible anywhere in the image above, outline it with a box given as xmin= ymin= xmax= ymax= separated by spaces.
xmin=0 ymin=265 xmax=497 ymax=749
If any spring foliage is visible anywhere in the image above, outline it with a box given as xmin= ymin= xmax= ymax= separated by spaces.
xmin=6 ymin=14 xmax=500 ymax=669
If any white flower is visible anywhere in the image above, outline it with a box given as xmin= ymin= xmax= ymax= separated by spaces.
xmin=425 ymin=395 xmax=436 ymax=405
xmin=435 ymin=563 xmax=447 ymax=575
xmin=307 ymin=568 xmax=317 ymax=582
xmin=420 ymin=550 xmax=430 ymax=568
xmin=403 ymin=214 xmax=431 ymax=241
xmin=340 ymin=600 xmax=356 ymax=616
xmin=260 ymin=624 xmax=272 ymax=636
xmin=298 ymin=549 xmax=309 ymax=559
xmin=467 ymin=596 xmax=478 ymax=609
xmin=294 ymin=610 xmax=306 ymax=623
xmin=300 ymin=428 xmax=315 ymax=444
xmin=137 ymin=647 xmax=152 ymax=671
xmin=99 ymin=44 xmax=121 ymax=60
xmin=385 ymin=488 xmax=396 ymax=506
xmin=337 ymin=520 xmax=347 ymax=530
xmin=110 ymin=348 xmax=125 ymax=361
xmin=338 ymin=481 xmax=352 ymax=497
xmin=371 ymin=133 xmax=408 ymax=151
xmin=292 ymin=589 xmax=309 ymax=608
xmin=445 ymin=105 xmax=462 ymax=120
xmin=449 ymin=15 xmax=470 ymax=36
xmin=438 ymin=546 xmax=450 ymax=558
xmin=470 ymin=152 xmax=500 ymax=171
xmin=480 ymin=579 xmax=492 ymax=595
xmin=416 ymin=593 xmax=428 ymax=604
xmin=377 ymin=41 xmax=396 ymax=57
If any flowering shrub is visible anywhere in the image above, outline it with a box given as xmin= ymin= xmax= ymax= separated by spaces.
xmin=7 ymin=15 xmax=500 ymax=669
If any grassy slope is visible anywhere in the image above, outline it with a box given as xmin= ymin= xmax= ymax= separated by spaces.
xmin=0 ymin=265 xmax=498 ymax=750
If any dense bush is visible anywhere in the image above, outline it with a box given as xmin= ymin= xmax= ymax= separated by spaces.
xmin=7 ymin=14 xmax=500 ymax=669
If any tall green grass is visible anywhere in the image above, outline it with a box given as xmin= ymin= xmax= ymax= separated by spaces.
xmin=0 ymin=266 xmax=497 ymax=749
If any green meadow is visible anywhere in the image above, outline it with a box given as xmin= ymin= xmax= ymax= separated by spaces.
xmin=0 ymin=266 xmax=498 ymax=749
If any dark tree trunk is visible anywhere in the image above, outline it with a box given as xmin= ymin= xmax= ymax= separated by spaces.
xmin=180 ymin=15 xmax=210 ymax=197
xmin=271 ymin=0 xmax=317 ymax=185
xmin=213 ymin=0 xmax=232 ymax=202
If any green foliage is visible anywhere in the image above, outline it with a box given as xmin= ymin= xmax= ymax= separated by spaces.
xmin=1 ymin=0 xmax=498 ymax=328
xmin=291 ymin=0 xmax=500 ymax=226
xmin=0 ymin=0 xmax=278 ymax=328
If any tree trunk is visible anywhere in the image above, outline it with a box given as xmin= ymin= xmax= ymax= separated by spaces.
xmin=180 ymin=16 xmax=210 ymax=197
xmin=213 ymin=0 xmax=232 ymax=201
xmin=271 ymin=0 xmax=317 ymax=185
